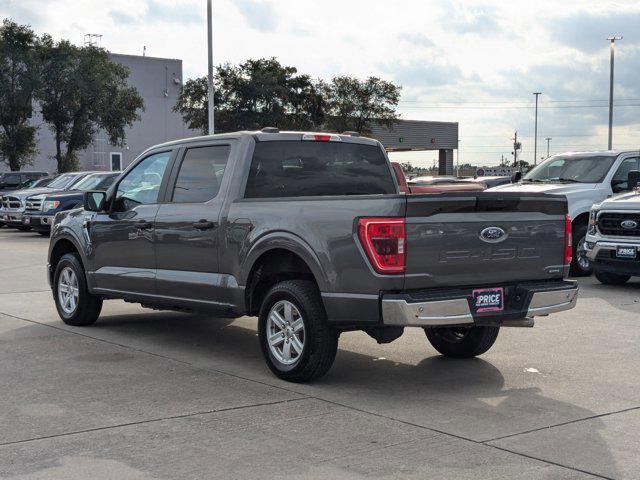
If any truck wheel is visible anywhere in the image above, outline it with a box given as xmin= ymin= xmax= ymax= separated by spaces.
xmin=424 ymin=326 xmax=499 ymax=358
xmin=53 ymin=253 xmax=102 ymax=326
xmin=594 ymin=270 xmax=630 ymax=285
xmin=258 ymin=280 xmax=338 ymax=382
xmin=570 ymin=223 xmax=592 ymax=277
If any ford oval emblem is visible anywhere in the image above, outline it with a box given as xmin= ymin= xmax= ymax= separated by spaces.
xmin=479 ymin=226 xmax=507 ymax=243
xmin=621 ymin=219 xmax=638 ymax=230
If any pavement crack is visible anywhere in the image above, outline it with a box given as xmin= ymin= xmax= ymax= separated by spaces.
xmin=0 ymin=397 xmax=308 ymax=448
xmin=482 ymin=405 xmax=640 ymax=444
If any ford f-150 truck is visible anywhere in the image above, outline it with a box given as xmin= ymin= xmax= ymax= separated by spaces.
xmin=586 ymin=172 xmax=640 ymax=285
xmin=48 ymin=130 xmax=578 ymax=382
xmin=489 ymin=150 xmax=640 ymax=276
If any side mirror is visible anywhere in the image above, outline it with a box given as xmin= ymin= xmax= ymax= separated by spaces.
xmin=511 ymin=171 xmax=522 ymax=183
xmin=83 ymin=191 xmax=107 ymax=212
xmin=628 ymin=170 xmax=640 ymax=190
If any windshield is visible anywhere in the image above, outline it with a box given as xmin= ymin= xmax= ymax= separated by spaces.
xmin=523 ymin=155 xmax=615 ymax=183
xmin=72 ymin=174 xmax=112 ymax=191
xmin=46 ymin=174 xmax=78 ymax=189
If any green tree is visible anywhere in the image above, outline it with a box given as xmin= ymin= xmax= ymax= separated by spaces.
xmin=38 ymin=38 xmax=144 ymax=172
xmin=174 ymin=58 xmax=324 ymax=134
xmin=0 ymin=20 xmax=41 ymax=171
xmin=320 ymin=76 xmax=401 ymax=135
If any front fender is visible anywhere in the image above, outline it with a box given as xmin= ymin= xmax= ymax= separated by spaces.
xmin=239 ymin=231 xmax=330 ymax=291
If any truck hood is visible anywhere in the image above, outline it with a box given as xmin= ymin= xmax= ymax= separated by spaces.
xmin=2 ymin=187 xmax=60 ymax=200
xmin=595 ymin=190 xmax=640 ymax=210
xmin=488 ymin=182 xmax=598 ymax=196
xmin=41 ymin=190 xmax=82 ymax=201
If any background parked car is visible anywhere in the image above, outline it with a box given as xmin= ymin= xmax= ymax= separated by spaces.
xmin=24 ymin=172 xmax=120 ymax=235
xmin=391 ymin=163 xmax=486 ymax=194
xmin=469 ymin=175 xmax=513 ymax=189
xmin=0 ymin=171 xmax=101 ymax=231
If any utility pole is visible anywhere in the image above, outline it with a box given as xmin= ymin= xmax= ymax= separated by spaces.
xmin=512 ymin=131 xmax=521 ymax=169
xmin=607 ymin=35 xmax=622 ymax=150
xmin=533 ymin=92 xmax=541 ymax=165
xmin=207 ymin=0 xmax=215 ymax=135
xmin=545 ymin=137 xmax=552 ymax=158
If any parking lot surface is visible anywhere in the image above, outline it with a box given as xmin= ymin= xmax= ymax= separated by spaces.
xmin=1 ymin=227 xmax=639 ymax=479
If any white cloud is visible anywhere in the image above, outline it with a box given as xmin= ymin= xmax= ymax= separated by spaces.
xmin=1 ymin=0 xmax=639 ymax=166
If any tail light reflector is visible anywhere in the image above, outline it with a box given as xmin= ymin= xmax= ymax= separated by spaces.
xmin=564 ymin=215 xmax=573 ymax=265
xmin=358 ymin=217 xmax=406 ymax=274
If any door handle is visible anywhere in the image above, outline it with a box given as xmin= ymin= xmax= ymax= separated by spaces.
xmin=193 ymin=219 xmax=217 ymax=230
xmin=136 ymin=220 xmax=153 ymax=230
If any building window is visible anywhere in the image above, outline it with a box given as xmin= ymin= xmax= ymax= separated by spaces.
xmin=110 ymin=152 xmax=123 ymax=171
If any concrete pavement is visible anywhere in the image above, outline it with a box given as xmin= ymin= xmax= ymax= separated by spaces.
xmin=1 ymin=227 xmax=639 ymax=479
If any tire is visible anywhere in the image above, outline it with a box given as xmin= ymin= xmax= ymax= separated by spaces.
xmin=424 ymin=326 xmax=499 ymax=358
xmin=53 ymin=253 xmax=102 ymax=326
xmin=570 ymin=223 xmax=592 ymax=277
xmin=595 ymin=270 xmax=630 ymax=285
xmin=258 ymin=280 xmax=338 ymax=382
xmin=16 ymin=226 xmax=31 ymax=232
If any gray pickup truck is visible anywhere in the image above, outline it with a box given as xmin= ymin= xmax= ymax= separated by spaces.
xmin=48 ymin=130 xmax=578 ymax=382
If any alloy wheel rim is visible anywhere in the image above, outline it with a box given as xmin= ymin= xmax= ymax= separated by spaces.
xmin=58 ymin=267 xmax=79 ymax=315
xmin=266 ymin=300 xmax=305 ymax=366
xmin=577 ymin=236 xmax=590 ymax=270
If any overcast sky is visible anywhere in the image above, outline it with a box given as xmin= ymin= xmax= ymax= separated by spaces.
xmin=2 ymin=0 xmax=640 ymax=167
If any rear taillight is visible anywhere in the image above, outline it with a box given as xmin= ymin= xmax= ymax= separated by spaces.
xmin=564 ymin=214 xmax=572 ymax=265
xmin=358 ymin=217 xmax=406 ymax=274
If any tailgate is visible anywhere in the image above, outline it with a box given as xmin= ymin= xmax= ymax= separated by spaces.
xmin=404 ymin=192 xmax=568 ymax=289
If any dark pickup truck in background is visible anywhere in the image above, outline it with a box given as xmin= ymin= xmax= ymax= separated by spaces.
xmin=48 ymin=130 xmax=578 ymax=382
xmin=23 ymin=172 xmax=119 ymax=235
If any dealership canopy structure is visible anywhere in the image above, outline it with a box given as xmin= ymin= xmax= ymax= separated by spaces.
xmin=369 ymin=120 xmax=459 ymax=175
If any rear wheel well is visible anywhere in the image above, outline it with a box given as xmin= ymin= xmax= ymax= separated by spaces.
xmin=246 ymin=249 xmax=318 ymax=316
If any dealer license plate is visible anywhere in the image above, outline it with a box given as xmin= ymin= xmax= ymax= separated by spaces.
xmin=616 ymin=246 xmax=637 ymax=259
xmin=472 ymin=287 xmax=504 ymax=313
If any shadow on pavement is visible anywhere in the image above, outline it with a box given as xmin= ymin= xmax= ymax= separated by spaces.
xmin=65 ymin=309 xmax=622 ymax=478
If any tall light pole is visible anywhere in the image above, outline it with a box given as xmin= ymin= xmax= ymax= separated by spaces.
xmin=533 ymin=92 xmax=541 ymax=166
xmin=607 ymin=35 xmax=622 ymax=150
xmin=207 ymin=0 xmax=215 ymax=135
xmin=545 ymin=137 xmax=552 ymax=158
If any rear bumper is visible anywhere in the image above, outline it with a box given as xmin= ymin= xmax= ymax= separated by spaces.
xmin=381 ymin=280 xmax=578 ymax=328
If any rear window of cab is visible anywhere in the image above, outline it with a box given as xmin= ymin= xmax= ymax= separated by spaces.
xmin=244 ymin=141 xmax=396 ymax=198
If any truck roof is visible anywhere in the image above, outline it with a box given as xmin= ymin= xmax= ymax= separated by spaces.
xmin=551 ymin=149 xmax=640 ymax=157
xmin=147 ymin=130 xmax=382 ymax=152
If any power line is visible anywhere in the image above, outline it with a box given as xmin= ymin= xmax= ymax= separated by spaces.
xmin=398 ymin=104 xmax=640 ymax=110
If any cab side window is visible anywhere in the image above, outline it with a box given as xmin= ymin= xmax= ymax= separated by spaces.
xmin=172 ymin=145 xmax=230 ymax=203
xmin=612 ymin=157 xmax=640 ymax=192
xmin=114 ymin=151 xmax=171 ymax=212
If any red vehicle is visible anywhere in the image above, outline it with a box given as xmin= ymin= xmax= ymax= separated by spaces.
xmin=391 ymin=162 xmax=486 ymax=194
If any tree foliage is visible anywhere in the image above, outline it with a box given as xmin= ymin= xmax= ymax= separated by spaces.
xmin=0 ymin=20 xmax=40 ymax=171
xmin=38 ymin=37 xmax=144 ymax=172
xmin=175 ymin=61 xmax=401 ymax=136
xmin=175 ymin=58 xmax=325 ymax=134
xmin=321 ymin=76 xmax=401 ymax=135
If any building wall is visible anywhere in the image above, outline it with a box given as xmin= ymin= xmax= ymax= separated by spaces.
xmin=1 ymin=53 xmax=198 ymax=173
